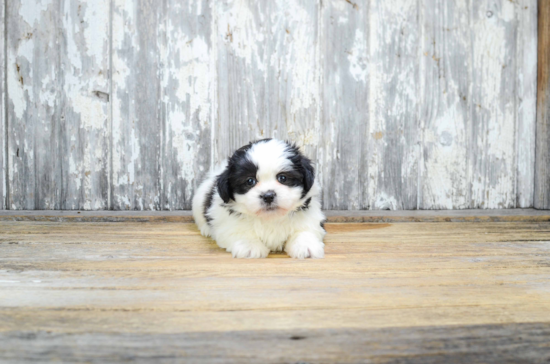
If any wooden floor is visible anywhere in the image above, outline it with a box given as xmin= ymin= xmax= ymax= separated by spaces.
xmin=1 ymin=215 xmax=550 ymax=363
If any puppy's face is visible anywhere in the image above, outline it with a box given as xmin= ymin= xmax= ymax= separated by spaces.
xmin=217 ymin=139 xmax=314 ymax=218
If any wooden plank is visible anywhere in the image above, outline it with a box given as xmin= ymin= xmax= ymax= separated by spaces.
xmin=60 ymin=0 xmax=110 ymax=209
xmin=0 ymin=221 xmax=549 ymax=361
xmin=367 ymin=0 xmax=419 ymax=210
xmin=318 ymin=0 xmax=368 ymax=209
xmin=7 ymin=0 xmax=62 ymax=209
xmin=536 ymin=0 xmax=550 ymax=209
xmin=516 ymin=0 xmax=538 ymax=208
xmin=0 ymin=209 xmax=549 ymax=223
xmin=214 ymin=0 xmax=320 ymax=162
xmin=0 ymin=0 xmax=4 ymax=210
xmin=470 ymin=0 xmax=519 ymax=208
xmin=161 ymin=0 xmax=214 ymax=210
xmin=1 ymin=323 xmax=549 ymax=363
xmin=419 ymin=0 xmax=470 ymax=209
xmin=6 ymin=0 xmax=110 ymax=210
xmin=111 ymin=0 xmax=162 ymax=210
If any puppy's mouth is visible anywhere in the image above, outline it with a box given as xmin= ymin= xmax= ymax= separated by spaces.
xmin=256 ymin=205 xmax=288 ymax=215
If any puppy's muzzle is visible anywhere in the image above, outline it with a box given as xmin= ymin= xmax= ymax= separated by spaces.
xmin=260 ymin=190 xmax=276 ymax=205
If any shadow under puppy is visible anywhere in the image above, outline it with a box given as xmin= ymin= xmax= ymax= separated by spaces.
xmin=192 ymin=139 xmax=326 ymax=259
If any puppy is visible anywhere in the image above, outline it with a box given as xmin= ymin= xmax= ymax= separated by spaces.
xmin=192 ymin=139 xmax=326 ymax=259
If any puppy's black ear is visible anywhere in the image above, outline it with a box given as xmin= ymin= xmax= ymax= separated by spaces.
xmin=301 ymin=156 xmax=315 ymax=197
xmin=217 ymin=166 xmax=233 ymax=203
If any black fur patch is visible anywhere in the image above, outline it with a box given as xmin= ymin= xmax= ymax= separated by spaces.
xmin=204 ymin=183 xmax=216 ymax=224
xmin=217 ymin=139 xmax=270 ymax=203
xmin=226 ymin=207 xmax=241 ymax=218
xmin=282 ymin=143 xmax=315 ymax=198
xmin=296 ymin=197 xmax=312 ymax=211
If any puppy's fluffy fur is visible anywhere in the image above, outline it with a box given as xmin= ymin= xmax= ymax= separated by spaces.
xmin=192 ymin=139 xmax=326 ymax=259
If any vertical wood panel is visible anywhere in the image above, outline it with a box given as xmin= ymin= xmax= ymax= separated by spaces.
xmin=7 ymin=0 xmax=62 ymax=209
xmin=419 ymin=0 xmax=470 ymax=209
xmin=161 ymin=0 xmax=214 ymax=210
xmin=214 ymin=0 xmax=320 ymax=163
xmin=536 ymin=0 xmax=550 ymax=209
xmin=7 ymin=0 xmax=110 ymax=210
xmin=515 ymin=0 xmax=537 ymax=208
xmin=112 ymin=0 xmax=162 ymax=210
xmin=318 ymin=0 xmax=368 ymax=209
xmin=470 ymin=0 xmax=518 ymax=209
xmin=60 ymin=0 xmax=110 ymax=209
xmin=0 ymin=0 xmax=5 ymax=210
xmin=367 ymin=0 xmax=419 ymax=210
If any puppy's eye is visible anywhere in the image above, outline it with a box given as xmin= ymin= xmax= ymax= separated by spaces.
xmin=246 ymin=178 xmax=256 ymax=186
xmin=277 ymin=175 xmax=287 ymax=183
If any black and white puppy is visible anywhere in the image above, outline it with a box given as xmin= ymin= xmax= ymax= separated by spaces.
xmin=192 ymin=139 xmax=326 ymax=259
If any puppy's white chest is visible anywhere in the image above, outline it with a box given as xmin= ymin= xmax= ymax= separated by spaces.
xmin=252 ymin=218 xmax=292 ymax=250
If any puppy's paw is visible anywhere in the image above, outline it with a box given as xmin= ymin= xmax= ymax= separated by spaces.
xmin=285 ymin=232 xmax=325 ymax=259
xmin=229 ymin=240 xmax=270 ymax=259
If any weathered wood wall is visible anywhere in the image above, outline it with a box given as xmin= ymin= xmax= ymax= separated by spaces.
xmin=0 ymin=0 xmax=540 ymax=210
xmin=536 ymin=0 xmax=550 ymax=209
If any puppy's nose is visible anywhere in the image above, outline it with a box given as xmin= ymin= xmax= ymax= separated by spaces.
xmin=261 ymin=191 xmax=276 ymax=204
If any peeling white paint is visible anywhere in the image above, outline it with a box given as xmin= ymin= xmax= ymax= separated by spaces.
xmin=19 ymin=0 xmax=52 ymax=26
xmin=373 ymin=192 xmax=398 ymax=210
xmin=470 ymin=1 xmax=517 ymax=208
xmin=7 ymin=60 xmax=26 ymax=119
xmin=217 ymin=0 xmax=265 ymax=70
xmin=4 ymin=0 xmax=539 ymax=211
xmin=348 ymin=29 xmax=368 ymax=83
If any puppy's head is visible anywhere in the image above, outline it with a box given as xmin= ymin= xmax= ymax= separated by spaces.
xmin=217 ymin=139 xmax=314 ymax=217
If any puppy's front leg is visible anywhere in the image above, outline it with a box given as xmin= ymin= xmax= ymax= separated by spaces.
xmin=285 ymin=231 xmax=325 ymax=259
xmin=227 ymin=239 xmax=270 ymax=259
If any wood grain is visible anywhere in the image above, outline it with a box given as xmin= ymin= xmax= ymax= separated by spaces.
xmin=367 ymin=0 xmax=419 ymax=210
xmin=0 ymin=220 xmax=549 ymax=361
xmin=0 ymin=0 xmax=4 ymax=210
xmin=161 ymin=0 xmax=214 ymax=210
xmin=60 ymin=0 xmax=111 ymax=210
xmin=470 ymin=0 xmax=519 ymax=209
xmin=516 ymin=0 xmax=537 ymax=208
xmin=214 ymin=0 xmax=320 ymax=162
xmin=318 ymin=0 xmax=368 ymax=209
xmin=419 ymin=0 xmax=470 ymax=209
xmin=0 ymin=0 xmax=541 ymax=210
xmin=1 ymin=323 xmax=549 ymax=363
xmin=536 ymin=0 xmax=550 ymax=209
xmin=111 ymin=0 xmax=162 ymax=210
xmin=0 ymin=208 xmax=549 ymax=223
xmin=6 ymin=0 xmax=110 ymax=210
xmin=7 ymin=0 xmax=63 ymax=209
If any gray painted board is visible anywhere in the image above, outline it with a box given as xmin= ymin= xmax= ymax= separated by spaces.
xmin=420 ymin=0 xmax=537 ymax=209
xmin=1 ymin=0 xmax=541 ymax=210
xmin=470 ymin=0 xmax=521 ymax=209
xmin=420 ymin=0 xmax=471 ymax=209
xmin=214 ymin=0 xmax=320 ymax=164
xmin=161 ymin=0 xmax=214 ymax=210
xmin=318 ymin=0 xmax=368 ymax=210
xmin=6 ymin=0 xmax=110 ymax=210
xmin=60 ymin=0 xmax=111 ymax=210
xmin=367 ymin=0 xmax=419 ymax=210
xmin=0 ymin=0 xmax=4 ymax=210
xmin=7 ymin=0 xmax=63 ymax=209
xmin=516 ymin=0 xmax=537 ymax=208
xmin=112 ymin=0 xmax=162 ymax=210
xmin=536 ymin=0 xmax=550 ymax=209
